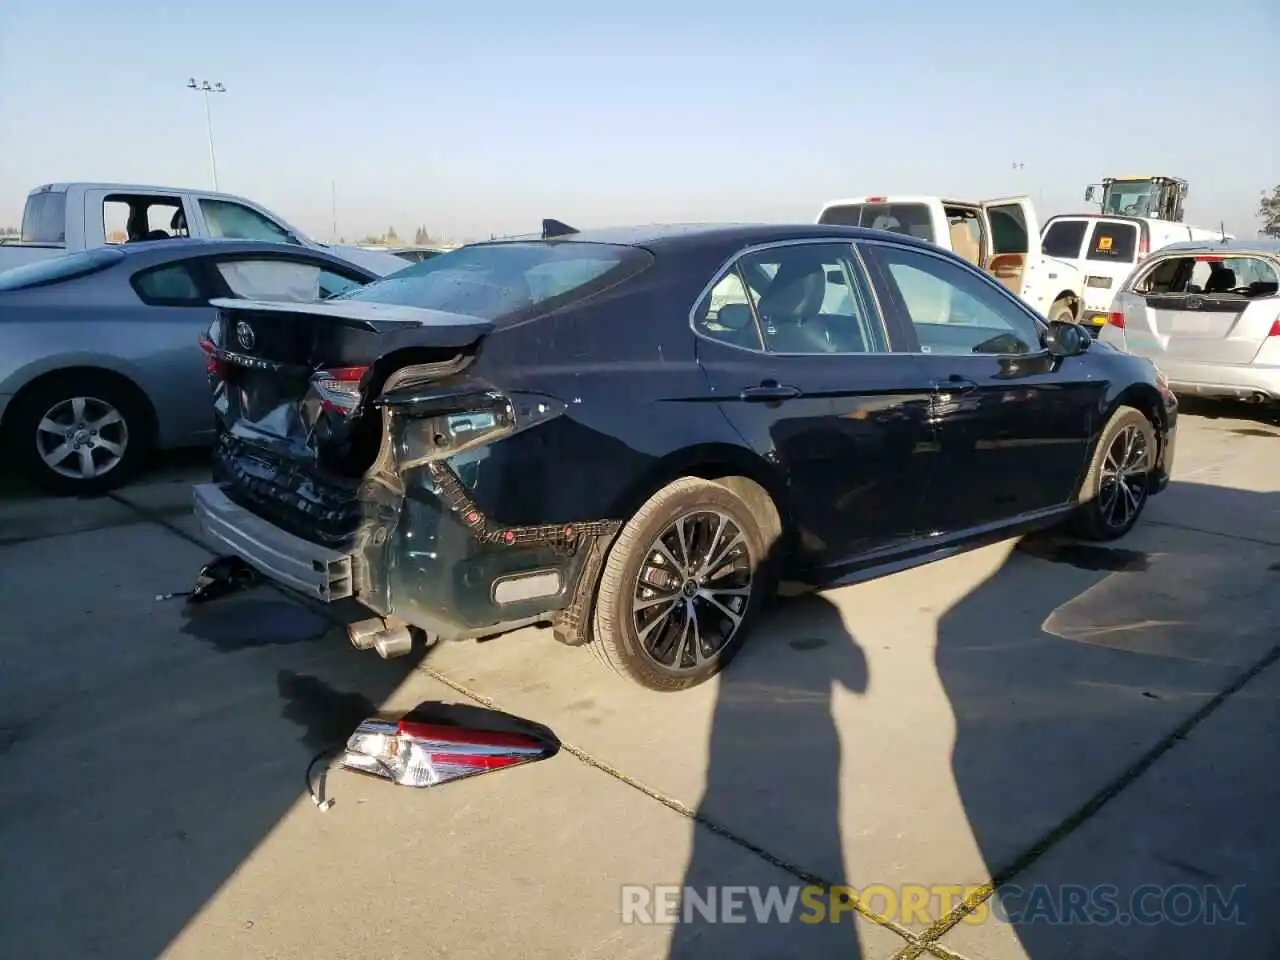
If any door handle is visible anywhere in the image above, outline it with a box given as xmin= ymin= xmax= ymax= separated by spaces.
xmin=739 ymin=381 xmax=802 ymax=402
xmin=933 ymin=374 xmax=979 ymax=394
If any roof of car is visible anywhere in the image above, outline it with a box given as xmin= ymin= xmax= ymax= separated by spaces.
xmin=477 ymin=222 xmax=933 ymax=252
xmin=1153 ymin=237 xmax=1280 ymax=256
xmin=112 ymin=237 xmax=326 ymax=259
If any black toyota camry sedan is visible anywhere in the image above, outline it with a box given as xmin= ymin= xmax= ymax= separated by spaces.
xmin=193 ymin=221 xmax=1177 ymax=691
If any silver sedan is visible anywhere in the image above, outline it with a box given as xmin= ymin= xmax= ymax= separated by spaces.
xmin=1099 ymin=238 xmax=1280 ymax=410
xmin=0 ymin=239 xmax=379 ymax=495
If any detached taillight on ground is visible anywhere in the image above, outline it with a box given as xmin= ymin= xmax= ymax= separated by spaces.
xmin=1107 ymin=311 xmax=1125 ymax=329
xmin=340 ymin=717 xmax=557 ymax=787
xmin=311 ymin=366 xmax=369 ymax=415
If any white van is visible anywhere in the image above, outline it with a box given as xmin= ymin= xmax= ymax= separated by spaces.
xmin=1039 ymin=214 xmax=1229 ymax=330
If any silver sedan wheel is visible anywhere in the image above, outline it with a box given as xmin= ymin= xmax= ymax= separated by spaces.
xmin=632 ymin=510 xmax=753 ymax=672
xmin=35 ymin=395 xmax=130 ymax=481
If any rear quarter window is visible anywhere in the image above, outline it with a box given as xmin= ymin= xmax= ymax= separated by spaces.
xmin=1087 ymin=222 xmax=1138 ymax=262
xmin=1041 ymin=220 xmax=1088 ymax=258
xmin=818 ymin=203 xmax=935 ymax=243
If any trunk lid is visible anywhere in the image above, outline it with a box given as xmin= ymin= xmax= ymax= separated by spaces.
xmin=204 ymin=297 xmax=489 ymax=493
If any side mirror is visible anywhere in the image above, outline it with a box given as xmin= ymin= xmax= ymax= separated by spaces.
xmin=1084 ymin=186 xmax=1097 ymax=202
xmin=1044 ymin=320 xmax=1091 ymax=358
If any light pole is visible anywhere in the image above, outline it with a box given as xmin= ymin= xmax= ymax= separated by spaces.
xmin=187 ymin=78 xmax=226 ymax=191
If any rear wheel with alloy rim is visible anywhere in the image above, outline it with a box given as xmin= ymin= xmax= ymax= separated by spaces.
xmin=591 ymin=476 xmax=778 ymax=691
xmin=8 ymin=374 xmax=152 ymax=496
xmin=1071 ymin=405 xmax=1157 ymax=541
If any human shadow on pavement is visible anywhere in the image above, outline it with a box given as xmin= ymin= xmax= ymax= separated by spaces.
xmin=0 ymin=576 xmax=434 ymax=960
xmin=937 ymin=481 xmax=1280 ymax=959
xmin=668 ymin=590 xmax=871 ymax=959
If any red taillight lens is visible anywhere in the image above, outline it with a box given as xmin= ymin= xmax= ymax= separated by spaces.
xmin=311 ymin=365 xmax=369 ymax=415
xmin=338 ymin=716 xmax=557 ymax=788
xmin=198 ymin=335 xmax=225 ymax=379
xmin=1108 ymin=311 xmax=1125 ymax=329
xmin=1268 ymin=319 xmax=1280 ymax=338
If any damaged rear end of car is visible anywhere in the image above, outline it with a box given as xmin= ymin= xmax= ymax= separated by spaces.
xmin=192 ymin=239 xmax=653 ymax=653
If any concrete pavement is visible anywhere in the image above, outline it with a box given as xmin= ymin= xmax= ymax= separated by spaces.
xmin=0 ymin=404 xmax=1276 ymax=959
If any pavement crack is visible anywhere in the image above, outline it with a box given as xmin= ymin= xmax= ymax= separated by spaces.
xmin=1146 ymin=519 xmax=1280 ymax=548
xmin=416 ymin=663 xmax=925 ymax=947
xmin=913 ymin=641 xmax=1280 ymax=946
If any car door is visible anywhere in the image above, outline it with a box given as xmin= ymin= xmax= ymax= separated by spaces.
xmin=980 ymin=195 xmax=1041 ymax=302
xmin=692 ymin=239 xmax=938 ymax=575
xmin=857 ymin=238 xmax=1103 ymax=534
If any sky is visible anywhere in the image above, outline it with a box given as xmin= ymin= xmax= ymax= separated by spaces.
xmin=1 ymin=0 xmax=1276 ymax=243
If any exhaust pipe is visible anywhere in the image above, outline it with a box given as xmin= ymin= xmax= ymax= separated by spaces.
xmin=347 ymin=617 xmax=386 ymax=651
xmin=373 ymin=625 xmax=414 ymax=659
xmin=348 ymin=617 xmax=419 ymax=659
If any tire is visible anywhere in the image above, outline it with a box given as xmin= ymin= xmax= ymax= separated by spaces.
xmin=7 ymin=373 xmax=153 ymax=496
xmin=591 ymin=476 xmax=779 ymax=692
xmin=1048 ymin=298 xmax=1075 ymax=325
xmin=1070 ymin=405 xmax=1157 ymax=541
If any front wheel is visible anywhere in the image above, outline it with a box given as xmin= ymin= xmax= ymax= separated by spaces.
xmin=590 ymin=477 xmax=777 ymax=691
xmin=1048 ymin=298 xmax=1075 ymax=325
xmin=1071 ymin=405 xmax=1157 ymax=541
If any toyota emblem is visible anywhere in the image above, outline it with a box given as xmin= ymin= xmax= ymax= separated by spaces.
xmin=235 ymin=321 xmax=256 ymax=350
xmin=1185 ymin=295 xmax=1205 ymax=311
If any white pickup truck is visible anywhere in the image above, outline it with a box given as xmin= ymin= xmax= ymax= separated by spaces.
xmin=3 ymin=182 xmax=408 ymax=277
xmin=817 ymin=194 xmax=1087 ymax=325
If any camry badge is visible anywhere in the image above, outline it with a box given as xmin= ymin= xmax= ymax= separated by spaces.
xmin=235 ymin=321 xmax=256 ymax=350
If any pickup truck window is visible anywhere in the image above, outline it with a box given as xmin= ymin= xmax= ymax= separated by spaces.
xmin=818 ymin=203 xmax=935 ymax=243
xmin=1041 ymin=220 xmax=1088 ymax=258
xmin=104 ymin=195 xmax=186 ymax=243
xmin=988 ymin=205 xmax=1029 ymax=255
xmin=21 ymin=191 xmax=67 ymax=244
xmin=201 ymin=199 xmax=297 ymax=244
xmin=1086 ymin=222 xmax=1137 ymax=263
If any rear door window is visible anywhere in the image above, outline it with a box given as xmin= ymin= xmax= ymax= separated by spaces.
xmin=1041 ymin=220 xmax=1088 ymax=258
xmin=818 ymin=203 xmax=935 ymax=243
xmin=132 ymin=263 xmax=208 ymax=305
xmin=1086 ymin=222 xmax=1138 ymax=262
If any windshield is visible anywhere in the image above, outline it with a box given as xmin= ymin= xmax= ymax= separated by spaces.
xmin=1102 ymin=180 xmax=1158 ymax=217
xmin=336 ymin=241 xmax=653 ymax=321
xmin=0 ymin=247 xmax=125 ymax=292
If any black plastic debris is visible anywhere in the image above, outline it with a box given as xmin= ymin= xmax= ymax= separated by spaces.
xmin=186 ymin=555 xmax=264 ymax=604
xmin=307 ymin=702 xmax=560 ymax=810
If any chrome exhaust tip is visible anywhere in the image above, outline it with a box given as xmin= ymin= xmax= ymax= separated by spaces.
xmin=373 ymin=625 xmax=414 ymax=660
xmin=347 ymin=617 xmax=386 ymax=651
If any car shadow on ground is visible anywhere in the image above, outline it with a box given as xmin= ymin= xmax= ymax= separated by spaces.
xmin=669 ymin=480 xmax=1278 ymax=959
xmin=940 ymin=481 xmax=1280 ymax=958
xmin=0 ymin=578 xmax=440 ymax=960
xmin=1175 ymin=396 xmax=1280 ymax=430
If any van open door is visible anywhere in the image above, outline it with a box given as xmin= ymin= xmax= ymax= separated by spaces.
xmin=980 ymin=195 xmax=1041 ymax=300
